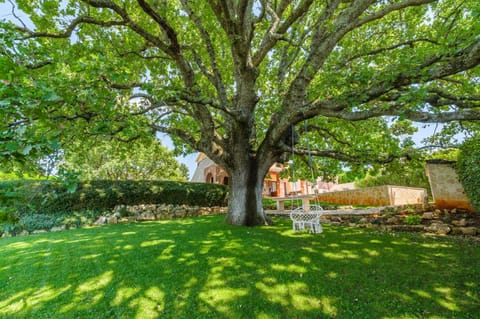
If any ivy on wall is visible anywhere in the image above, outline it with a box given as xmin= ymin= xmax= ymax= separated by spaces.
xmin=457 ymin=135 xmax=480 ymax=211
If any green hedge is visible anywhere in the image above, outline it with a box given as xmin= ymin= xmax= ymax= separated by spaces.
xmin=457 ymin=135 xmax=480 ymax=211
xmin=1 ymin=180 xmax=229 ymax=214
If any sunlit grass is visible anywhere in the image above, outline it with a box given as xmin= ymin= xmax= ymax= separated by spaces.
xmin=0 ymin=214 xmax=479 ymax=318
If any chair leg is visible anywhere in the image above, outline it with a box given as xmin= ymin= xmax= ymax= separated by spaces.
xmin=293 ymin=221 xmax=301 ymax=231
xmin=312 ymin=223 xmax=322 ymax=234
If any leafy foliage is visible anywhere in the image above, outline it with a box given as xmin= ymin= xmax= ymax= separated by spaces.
xmin=404 ymin=214 xmax=422 ymax=225
xmin=61 ymin=137 xmax=189 ymax=181
xmin=18 ymin=213 xmax=57 ymax=232
xmin=1 ymin=180 xmax=228 ymax=214
xmin=17 ymin=210 xmax=102 ymax=233
xmin=0 ymin=23 xmax=63 ymax=173
xmin=355 ymin=157 xmax=430 ymax=193
xmin=0 ymin=179 xmax=34 ymax=213
xmin=0 ymin=208 xmax=17 ymax=224
xmin=457 ymin=135 xmax=480 ymax=211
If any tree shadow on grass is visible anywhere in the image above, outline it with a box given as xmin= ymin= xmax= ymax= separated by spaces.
xmin=0 ymin=214 xmax=479 ymax=318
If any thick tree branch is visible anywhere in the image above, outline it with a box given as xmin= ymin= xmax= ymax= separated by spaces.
xmin=339 ymin=38 xmax=442 ymax=68
xmin=427 ymin=88 xmax=480 ymax=104
xmin=285 ymin=0 xmax=435 ymax=114
xmin=281 ymin=143 xmax=422 ymax=166
xmin=180 ymin=0 xmax=229 ymax=107
xmin=136 ymin=0 xmax=181 ymax=53
xmin=127 ymin=94 xmax=169 ymax=116
xmin=319 ymin=104 xmax=480 ymax=123
xmin=306 ymin=37 xmax=480 ymax=116
xmin=100 ymin=76 xmax=144 ymax=90
xmin=25 ymin=60 xmax=53 ymax=70
xmin=305 ymin=124 xmax=353 ymax=147
xmin=208 ymin=0 xmax=236 ymax=40
xmin=279 ymin=143 xmax=389 ymax=164
xmin=80 ymin=0 xmax=173 ymax=55
xmin=252 ymin=0 xmax=314 ymax=66
xmin=355 ymin=0 xmax=435 ymax=28
xmin=16 ymin=16 xmax=124 ymax=39
xmin=118 ymin=44 xmax=171 ymax=61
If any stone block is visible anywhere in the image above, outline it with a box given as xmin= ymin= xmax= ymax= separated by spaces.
xmin=107 ymin=216 xmax=118 ymax=224
xmin=51 ymin=225 xmax=66 ymax=232
xmin=451 ymin=227 xmax=463 ymax=235
xmin=386 ymin=217 xmax=399 ymax=224
xmin=458 ymin=227 xmax=478 ymax=236
xmin=422 ymin=212 xmax=434 ymax=220
xmin=32 ymin=230 xmax=48 ymax=234
xmin=451 ymin=219 xmax=467 ymax=227
xmin=426 ymin=223 xmax=451 ymax=235
xmin=390 ymin=225 xmax=425 ymax=232
xmin=94 ymin=216 xmax=107 ymax=225
xmin=137 ymin=212 xmax=156 ymax=221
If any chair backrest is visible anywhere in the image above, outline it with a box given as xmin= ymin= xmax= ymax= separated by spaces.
xmin=290 ymin=209 xmax=322 ymax=222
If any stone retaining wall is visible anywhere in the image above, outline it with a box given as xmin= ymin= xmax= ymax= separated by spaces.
xmin=1 ymin=205 xmax=227 ymax=238
xmin=95 ymin=204 xmax=227 ymax=225
xmin=319 ymin=205 xmax=479 ymax=237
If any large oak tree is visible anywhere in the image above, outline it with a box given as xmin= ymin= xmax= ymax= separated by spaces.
xmin=1 ymin=0 xmax=479 ymax=225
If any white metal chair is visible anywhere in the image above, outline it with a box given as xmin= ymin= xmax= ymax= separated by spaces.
xmin=290 ymin=205 xmax=323 ymax=233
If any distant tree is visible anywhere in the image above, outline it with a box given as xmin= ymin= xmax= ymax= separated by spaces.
xmin=355 ymin=147 xmax=463 ymax=195
xmin=355 ymin=156 xmax=430 ymax=192
xmin=61 ymin=138 xmax=188 ymax=181
xmin=427 ymin=148 xmax=460 ymax=162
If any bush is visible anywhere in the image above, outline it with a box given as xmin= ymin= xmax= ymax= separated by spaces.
xmin=404 ymin=214 xmax=422 ymax=225
xmin=7 ymin=180 xmax=228 ymax=214
xmin=0 ymin=180 xmax=32 ymax=207
xmin=1 ymin=223 xmax=22 ymax=236
xmin=457 ymin=135 xmax=480 ymax=211
xmin=16 ymin=210 xmax=104 ymax=232
xmin=0 ymin=207 xmax=17 ymax=223
xmin=356 ymin=159 xmax=430 ymax=194
xmin=19 ymin=214 xmax=58 ymax=233
xmin=262 ymin=198 xmax=277 ymax=210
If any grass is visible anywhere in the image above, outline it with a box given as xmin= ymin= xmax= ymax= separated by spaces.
xmin=0 ymin=214 xmax=479 ymax=319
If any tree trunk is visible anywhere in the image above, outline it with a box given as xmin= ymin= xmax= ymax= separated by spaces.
xmin=225 ymin=158 xmax=272 ymax=226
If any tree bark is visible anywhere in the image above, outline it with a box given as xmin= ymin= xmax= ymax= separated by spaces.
xmin=225 ymin=157 xmax=272 ymax=226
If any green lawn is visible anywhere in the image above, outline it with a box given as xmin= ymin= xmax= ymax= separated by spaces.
xmin=1 ymin=215 xmax=479 ymax=319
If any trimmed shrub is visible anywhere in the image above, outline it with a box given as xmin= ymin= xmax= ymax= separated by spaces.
xmin=8 ymin=180 xmax=228 ymax=214
xmin=457 ymin=135 xmax=480 ymax=211
xmin=1 ymin=180 xmax=48 ymax=215
xmin=0 ymin=180 xmax=33 ymax=207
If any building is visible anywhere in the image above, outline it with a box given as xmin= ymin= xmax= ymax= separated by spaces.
xmin=190 ymin=154 xmax=315 ymax=198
